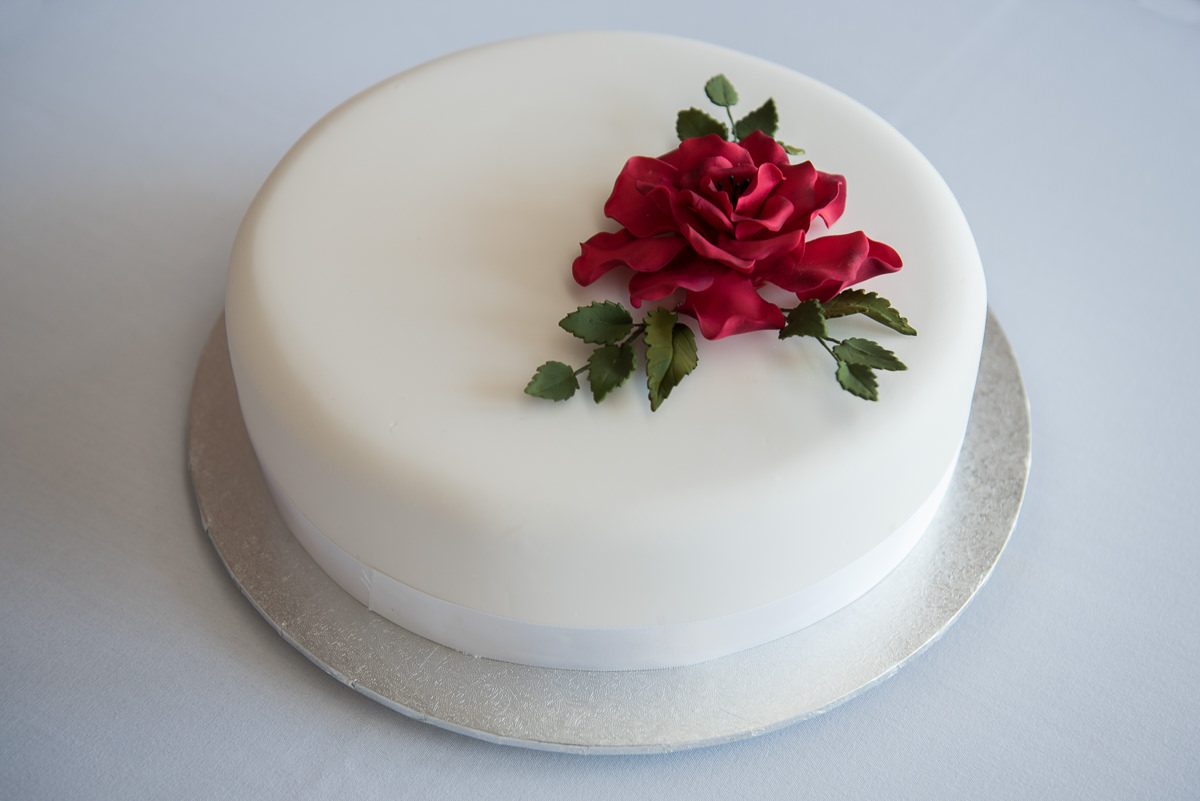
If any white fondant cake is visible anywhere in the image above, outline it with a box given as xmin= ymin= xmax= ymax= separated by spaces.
xmin=224 ymin=32 xmax=986 ymax=670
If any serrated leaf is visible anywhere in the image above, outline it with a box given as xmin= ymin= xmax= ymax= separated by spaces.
xmin=704 ymin=74 xmax=739 ymax=107
xmin=832 ymin=338 xmax=907 ymax=371
xmin=644 ymin=309 xmax=698 ymax=411
xmin=587 ymin=344 xmax=636 ymax=403
xmin=525 ymin=361 xmax=579 ymax=401
xmin=559 ymin=300 xmax=634 ymax=344
xmin=676 ymin=108 xmax=728 ymax=141
xmin=665 ymin=322 xmax=698 ymax=390
xmin=835 ymin=361 xmax=879 ymax=401
xmin=780 ymin=299 xmax=828 ymax=340
xmin=779 ymin=141 xmax=805 ymax=156
xmin=733 ymin=97 xmax=779 ymax=140
xmin=644 ymin=308 xmax=677 ymax=410
xmin=821 ymin=289 xmax=917 ymax=336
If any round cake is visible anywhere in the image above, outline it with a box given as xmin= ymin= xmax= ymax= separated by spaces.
xmin=224 ymin=32 xmax=986 ymax=670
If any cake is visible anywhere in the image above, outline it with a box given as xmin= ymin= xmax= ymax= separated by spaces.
xmin=224 ymin=32 xmax=986 ymax=670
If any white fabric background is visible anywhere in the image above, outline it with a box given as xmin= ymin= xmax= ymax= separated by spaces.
xmin=2 ymin=0 xmax=1197 ymax=797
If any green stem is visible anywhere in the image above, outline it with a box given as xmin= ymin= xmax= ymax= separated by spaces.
xmin=620 ymin=323 xmax=647 ymax=347
xmin=725 ymin=107 xmax=738 ymax=140
xmin=815 ymin=336 xmax=842 ymax=359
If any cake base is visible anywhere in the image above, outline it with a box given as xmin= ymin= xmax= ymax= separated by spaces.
xmin=187 ymin=310 xmax=1029 ymax=754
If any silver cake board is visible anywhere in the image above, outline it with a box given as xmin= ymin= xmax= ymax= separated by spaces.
xmin=187 ymin=309 xmax=1030 ymax=754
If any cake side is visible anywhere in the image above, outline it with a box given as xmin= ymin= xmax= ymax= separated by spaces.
xmin=225 ymin=32 xmax=986 ymax=649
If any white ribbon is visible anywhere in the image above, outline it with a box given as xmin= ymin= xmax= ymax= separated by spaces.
xmin=263 ymin=463 xmax=953 ymax=671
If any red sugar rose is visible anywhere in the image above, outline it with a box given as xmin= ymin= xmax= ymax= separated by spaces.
xmin=572 ymin=132 xmax=902 ymax=339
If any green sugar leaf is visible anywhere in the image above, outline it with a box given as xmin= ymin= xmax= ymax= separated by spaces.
xmin=704 ymin=74 xmax=739 ymax=107
xmin=779 ymin=141 xmax=806 ymax=156
xmin=587 ymin=343 xmax=636 ymax=403
xmin=644 ymin=309 xmax=698 ymax=411
xmin=832 ymin=338 xmax=907 ymax=371
xmin=525 ymin=361 xmax=579 ymax=401
xmin=644 ymin=308 xmax=677 ymax=409
xmin=780 ymin=299 xmax=828 ymax=340
xmin=666 ymin=322 xmax=698 ymax=388
xmin=733 ymin=97 xmax=779 ymax=140
xmin=836 ymin=361 xmax=879 ymax=401
xmin=559 ymin=300 xmax=634 ymax=344
xmin=676 ymin=108 xmax=729 ymax=141
xmin=821 ymin=289 xmax=917 ymax=336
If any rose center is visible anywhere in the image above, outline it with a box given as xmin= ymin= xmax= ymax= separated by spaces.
xmin=724 ymin=174 xmax=752 ymax=204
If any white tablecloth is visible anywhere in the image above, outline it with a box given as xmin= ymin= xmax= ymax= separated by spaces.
xmin=3 ymin=1 xmax=1197 ymax=797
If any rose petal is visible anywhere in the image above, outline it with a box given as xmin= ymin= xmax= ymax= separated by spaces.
xmin=679 ymin=224 xmax=755 ymax=273
xmin=627 ymin=256 xmax=717 ymax=306
xmin=674 ymin=134 xmax=755 ymax=178
xmin=677 ymin=189 xmax=734 ymax=235
xmin=733 ymin=195 xmax=794 ymax=238
xmin=774 ymin=162 xmax=847 ymax=231
xmin=678 ymin=271 xmax=786 ymax=339
xmin=733 ymin=163 xmax=784 ymax=218
xmin=573 ymin=229 xmax=689 ymax=285
xmin=719 ymin=228 xmax=805 ymax=266
xmin=605 ymin=156 xmax=679 ymax=237
xmin=739 ymin=130 xmax=790 ymax=168
xmin=761 ymin=231 xmax=902 ymax=301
